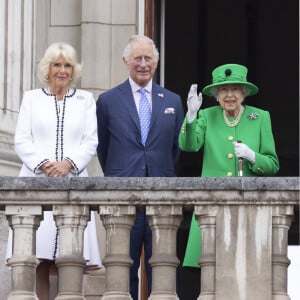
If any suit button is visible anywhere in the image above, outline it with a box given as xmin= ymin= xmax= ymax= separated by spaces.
xmin=227 ymin=153 xmax=234 ymax=159
xmin=228 ymin=136 xmax=234 ymax=141
xmin=227 ymin=172 xmax=233 ymax=177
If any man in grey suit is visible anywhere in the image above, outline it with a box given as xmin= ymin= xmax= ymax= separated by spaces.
xmin=96 ymin=35 xmax=184 ymax=300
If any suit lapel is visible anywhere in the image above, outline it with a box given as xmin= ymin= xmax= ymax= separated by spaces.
xmin=150 ymin=83 xmax=165 ymax=127
xmin=118 ymin=80 xmax=140 ymax=131
xmin=117 ymin=80 xmax=166 ymax=145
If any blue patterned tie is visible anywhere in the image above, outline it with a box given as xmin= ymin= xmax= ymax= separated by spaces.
xmin=139 ymin=88 xmax=151 ymax=145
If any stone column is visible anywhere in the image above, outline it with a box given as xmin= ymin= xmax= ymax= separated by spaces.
xmin=0 ymin=0 xmax=35 ymax=176
xmin=99 ymin=205 xmax=135 ymax=300
xmin=81 ymin=0 xmax=137 ymax=97
xmin=147 ymin=205 xmax=182 ymax=300
xmin=83 ymin=214 xmax=106 ymax=299
xmin=195 ymin=205 xmax=219 ymax=300
xmin=5 ymin=205 xmax=42 ymax=300
xmin=53 ymin=205 xmax=90 ymax=300
xmin=272 ymin=205 xmax=294 ymax=300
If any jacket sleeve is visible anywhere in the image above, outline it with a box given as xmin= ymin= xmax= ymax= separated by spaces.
xmin=249 ymin=111 xmax=280 ymax=176
xmin=14 ymin=92 xmax=50 ymax=173
xmin=64 ymin=93 xmax=98 ymax=175
xmin=96 ymin=94 xmax=108 ymax=172
xmin=178 ymin=109 xmax=206 ymax=152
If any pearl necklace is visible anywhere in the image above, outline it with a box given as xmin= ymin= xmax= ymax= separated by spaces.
xmin=223 ymin=106 xmax=244 ymax=127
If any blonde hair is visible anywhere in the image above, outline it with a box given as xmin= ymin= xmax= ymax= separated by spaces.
xmin=37 ymin=42 xmax=82 ymax=86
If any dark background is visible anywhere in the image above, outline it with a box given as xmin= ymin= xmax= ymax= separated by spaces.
xmin=153 ymin=1 xmax=299 ymax=299
xmin=157 ymin=0 xmax=299 ymax=178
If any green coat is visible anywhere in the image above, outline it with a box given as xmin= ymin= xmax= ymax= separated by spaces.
xmin=179 ymin=105 xmax=279 ymax=177
xmin=179 ymin=104 xmax=279 ymax=267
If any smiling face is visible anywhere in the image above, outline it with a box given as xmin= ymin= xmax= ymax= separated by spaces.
xmin=216 ymin=84 xmax=245 ymax=117
xmin=123 ymin=39 xmax=158 ymax=87
xmin=48 ymin=55 xmax=73 ymax=93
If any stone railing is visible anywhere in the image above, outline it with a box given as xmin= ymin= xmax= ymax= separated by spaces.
xmin=0 ymin=177 xmax=298 ymax=300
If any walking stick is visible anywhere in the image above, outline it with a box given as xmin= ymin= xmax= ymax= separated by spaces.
xmin=237 ymin=140 xmax=243 ymax=177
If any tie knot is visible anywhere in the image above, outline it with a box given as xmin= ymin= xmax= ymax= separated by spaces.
xmin=139 ymin=88 xmax=146 ymax=96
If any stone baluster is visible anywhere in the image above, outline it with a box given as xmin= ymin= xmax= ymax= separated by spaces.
xmin=195 ymin=205 xmax=219 ymax=300
xmin=147 ymin=205 xmax=182 ymax=300
xmin=53 ymin=205 xmax=90 ymax=300
xmin=99 ymin=205 xmax=135 ymax=300
xmin=272 ymin=205 xmax=294 ymax=300
xmin=5 ymin=205 xmax=42 ymax=300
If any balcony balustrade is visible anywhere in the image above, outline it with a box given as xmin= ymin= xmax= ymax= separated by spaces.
xmin=0 ymin=177 xmax=298 ymax=300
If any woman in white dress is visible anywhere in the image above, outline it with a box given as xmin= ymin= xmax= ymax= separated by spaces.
xmin=7 ymin=42 xmax=101 ymax=300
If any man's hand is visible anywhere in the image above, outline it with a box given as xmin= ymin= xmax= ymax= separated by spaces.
xmin=233 ymin=142 xmax=255 ymax=164
xmin=187 ymin=84 xmax=203 ymax=122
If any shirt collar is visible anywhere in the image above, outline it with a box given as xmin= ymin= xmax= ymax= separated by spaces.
xmin=129 ymin=77 xmax=152 ymax=94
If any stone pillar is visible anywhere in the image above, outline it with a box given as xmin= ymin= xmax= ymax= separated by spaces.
xmin=83 ymin=214 xmax=106 ymax=299
xmin=53 ymin=205 xmax=90 ymax=300
xmin=5 ymin=205 xmax=42 ymax=300
xmin=0 ymin=0 xmax=35 ymax=176
xmin=195 ymin=205 xmax=218 ymax=300
xmin=147 ymin=205 xmax=182 ymax=300
xmin=215 ymin=205 xmax=273 ymax=300
xmin=81 ymin=0 xmax=138 ymax=97
xmin=99 ymin=205 xmax=135 ymax=300
xmin=272 ymin=205 xmax=294 ymax=300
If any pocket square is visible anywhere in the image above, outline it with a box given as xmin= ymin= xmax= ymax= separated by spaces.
xmin=164 ymin=107 xmax=175 ymax=114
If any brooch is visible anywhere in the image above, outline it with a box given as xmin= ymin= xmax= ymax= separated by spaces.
xmin=248 ymin=112 xmax=259 ymax=120
xmin=158 ymin=93 xmax=164 ymax=98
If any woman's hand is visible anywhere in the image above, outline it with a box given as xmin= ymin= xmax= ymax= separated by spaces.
xmin=187 ymin=84 xmax=203 ymax=122
xmin=233 ymin=142 xmax=255 ymax=164
xmin=40 ymin=160 xmax=72 ymax=177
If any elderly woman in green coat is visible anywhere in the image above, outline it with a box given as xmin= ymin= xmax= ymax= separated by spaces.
xmin=179 ymin=63 xmax=279 ymax=267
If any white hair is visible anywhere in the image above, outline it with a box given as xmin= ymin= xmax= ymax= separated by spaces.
xmin=122 ymin=35 xmax=159 ymax=64
xmin=211 ymin=85 xmax=251 ymax=98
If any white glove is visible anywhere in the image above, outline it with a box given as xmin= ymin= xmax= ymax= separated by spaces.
xmin=187 ymin=84 xmax=203 ymax=123
xmin=233 ymin=142 xmax=256 ymax=164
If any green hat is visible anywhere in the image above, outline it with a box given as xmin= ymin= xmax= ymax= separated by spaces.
xmin=202 ymin=64 xmax=259 ymax=97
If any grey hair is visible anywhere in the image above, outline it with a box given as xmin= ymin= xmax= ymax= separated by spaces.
xmin=37 ymin=42 xmax=82 ymax=86
xmin=211 ymin=85 xmax=251 ymax=98
xmin=122 ymin=35 xmax=159 ymax=64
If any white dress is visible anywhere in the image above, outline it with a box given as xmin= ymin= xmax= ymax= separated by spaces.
xmin=6 ymin=88 xmax=101 ymax=269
